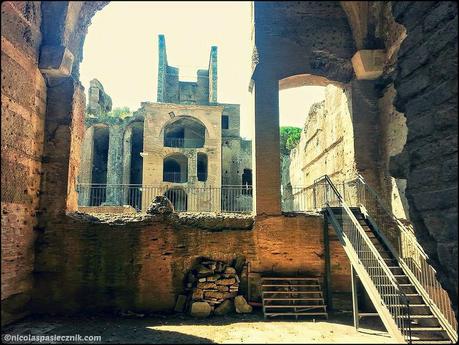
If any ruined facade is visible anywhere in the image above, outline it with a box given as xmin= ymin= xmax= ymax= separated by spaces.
xmin=77 ymin=35 xmax=252 ymax=212
xmin=1 ymin=0 xmax=457 ymax=333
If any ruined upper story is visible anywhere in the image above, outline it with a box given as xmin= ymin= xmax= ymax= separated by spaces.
xmin=157 ymin=34 xmax=217 ymax=105
xmin=155 ymin=35 xmax=243 ymax=139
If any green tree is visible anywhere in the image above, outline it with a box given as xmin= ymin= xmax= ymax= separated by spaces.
xmin=107 ymin=106 xmax=131 ymax=119
xmin=280 ymin=126 xmax=302 ymax=156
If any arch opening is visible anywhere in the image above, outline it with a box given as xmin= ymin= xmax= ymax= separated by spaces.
xmin=90 ymin=126 xmax=110 ymax=206
xmin=197 ymin=153 xmax=208 ymax=182
xmin=163 ymin=117 xmax=206 ymax=148
xmin=163 ymin=153 xmax=188 ymax=183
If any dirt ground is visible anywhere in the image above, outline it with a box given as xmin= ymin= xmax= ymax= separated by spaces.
xmin=2 ymin=311 xmax=394 ymax=344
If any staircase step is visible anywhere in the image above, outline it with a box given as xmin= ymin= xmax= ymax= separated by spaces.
xmin=410 ymin=341 xmax=452 ymax=344
xmin=264 ymin=298 xmax=324 ymax=301
xmin=263 ymin=291 xmax=322 ymax=294
xmin=388 ymin=304 xmax=427 ymax=307
xmin=396 ymin=315 xmax=436 ymax=319
xmin=262 ymin=277 xmax=320 ymax=281
xmin=262 ymin=284 xmax=321 ymax=287
xmin=265 ymin=312 xmax=328 ymax=316
xmin=264 ymin=305 xmax=326 ymax=308
xmin=410 ymin=327 xmax=445 ymax=332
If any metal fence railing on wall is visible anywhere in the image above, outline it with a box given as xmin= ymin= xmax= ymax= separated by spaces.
xmin=77 ymin=184 xmax=253 ymax=214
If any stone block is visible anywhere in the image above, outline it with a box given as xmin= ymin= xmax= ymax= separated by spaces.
xmin=204 ymin=291 xmax=225 ymax=300
xmin=190 ymin=302 xmax=211 ymax=318
xmin=216 ymin=278 xmax=236 ymax=286
xmin=174 ymin=295 xmax=187 ymax=313
xmin=234 ymin=295 xmax=252 ymax=314
xmin=39 ymin=45 xmax=74 ymax=78
xmin=192 ymin=289 xmax=204 ymax=301
xmin=197 ymin=281 xmax=217 ymax=290
xmin=214 ymin=299 xmax=234 ymax=316
xmin=351 ymin=50 xmax=385 ymax=80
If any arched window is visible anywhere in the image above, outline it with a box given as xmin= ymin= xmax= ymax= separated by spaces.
xmin=163 ymin=117 xmax=206 ymax=148
xmin=163 ymin=153 xmax=188 ymax=183
xmin=197 ymin=153 xmax=208 ymax=181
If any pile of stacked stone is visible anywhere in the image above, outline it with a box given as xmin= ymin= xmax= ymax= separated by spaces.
xmin=182 ymin=259 xmax=252 ymax=317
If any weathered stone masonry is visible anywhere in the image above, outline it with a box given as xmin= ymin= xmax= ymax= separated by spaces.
xmin=1 ymin=0 xmax=457 ymax=326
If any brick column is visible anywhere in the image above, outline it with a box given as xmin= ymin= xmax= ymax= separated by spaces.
xmin=105 ymin=125 xmax=124 ymax=205
xmin=253 ymin=74 xmax=281 ymax=215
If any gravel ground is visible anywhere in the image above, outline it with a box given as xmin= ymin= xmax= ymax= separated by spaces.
xmin=2 ymin=311 xmax=393 ymax=344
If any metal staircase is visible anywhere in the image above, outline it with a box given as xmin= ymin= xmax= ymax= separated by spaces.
xmin=261 ymin=277 xmax=328 ymax=319
xmin=313 ymin=175 xmax=457 ymax=344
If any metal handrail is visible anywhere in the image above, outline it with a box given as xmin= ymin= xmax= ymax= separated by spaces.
xmin=348 ymin=174 xmax=458 ymax=342
xmin=314 ymin=175 xmax=412 ymax=342
xmin=164 ymin=137 xmax=204 ymax=148
xmin=76 ymin=183 xmax=253 ymax=213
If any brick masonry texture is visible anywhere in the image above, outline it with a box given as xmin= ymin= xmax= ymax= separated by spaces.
xmin=1 ymin=0 xmax=457 ymax=327
xmin=392 ymin=1 xmax=458 ymax=317
xmin=32 ymin=213 xmax=351 ymax=315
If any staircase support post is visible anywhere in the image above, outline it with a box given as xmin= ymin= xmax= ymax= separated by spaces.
xmin=324 ymin=216 xmax=333 ymax=311
xmin=351 ymin=265 xmax=359 ymax=329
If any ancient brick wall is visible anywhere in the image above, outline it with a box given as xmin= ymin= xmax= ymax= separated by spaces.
xmin=391 ymin=1 xmax=458 ymax=317
xmin=32 ymin=214 xmax=351 ymax=315
xmin=1 ymin=1 xmax=46 ymax=325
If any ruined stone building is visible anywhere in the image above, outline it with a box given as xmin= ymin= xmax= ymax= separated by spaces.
xmin=78 ymin=35 xmax=252 ymax=212
xmin=1 ymin=1 xmax=458 ymax=344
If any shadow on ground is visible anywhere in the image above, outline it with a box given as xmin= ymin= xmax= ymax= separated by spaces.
xmin=1 ymin=309 xmax=391 ymax=344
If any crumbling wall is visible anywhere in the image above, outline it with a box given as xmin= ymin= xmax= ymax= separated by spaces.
xmin=289 ymin=84 xmax=356 ymax=189
xmin=32 ymin=213 xmax=352 ymax=315
xmin=87 ymin=78 xmax=112 ymax=115
xmin=391 ymin=1 xmax=458 ymax=318
xmin=1 ymin=1 xmax=46 ymax=325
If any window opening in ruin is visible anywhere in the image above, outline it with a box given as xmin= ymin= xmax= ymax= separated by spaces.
xmin=222 ymin=115 xmax=229 ymax=129
xmin=197 ymin=153 xmax=208 ymax=182
xmin=90 ymin=126 xmax=110 ymax=206
xmin=279 ymin=83 xmax=327 ymax=212
xmin=242 ymin=169 xmax=252 ymax=187
xmin=163 ymin=153 xmax=188 ymax=183
xmin=164 ymin=117 xmax=206 ymax=148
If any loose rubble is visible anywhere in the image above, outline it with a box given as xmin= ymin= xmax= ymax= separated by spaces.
xmin=180 ymin=258 xmax=250 ymax=318
xmin=146 ymin=196 xmax=174 ymax=215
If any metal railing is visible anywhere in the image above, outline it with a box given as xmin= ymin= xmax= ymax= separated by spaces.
xmin=77 ymin=183 xmax=253 ymax=213
xmin=314 ymin=175 xmax=412 ymax=343
xmin=163 ymin=172 xmax=187 ymax=183
xmin=164 ymin=137 xmax=204 ymax=148
xmin=281 ymin=185 xmax=315 ymax=212
xmin=345 ymin=175 xmax=458 ymax=342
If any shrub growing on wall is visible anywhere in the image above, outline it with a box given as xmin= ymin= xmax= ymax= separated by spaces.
xmin=280 ymin=126 xmax=301 ymax=156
